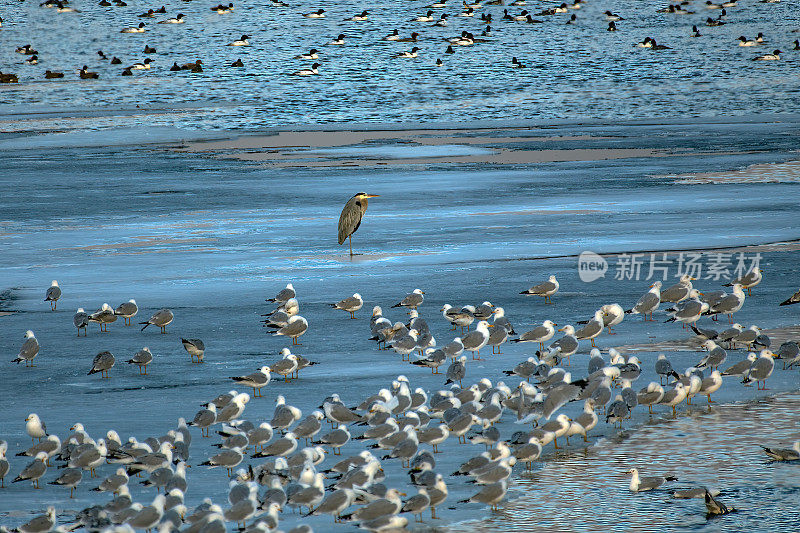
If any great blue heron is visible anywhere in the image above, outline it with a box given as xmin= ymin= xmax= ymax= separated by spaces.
xmin=338 ymin=192 xmax=379 ymax=256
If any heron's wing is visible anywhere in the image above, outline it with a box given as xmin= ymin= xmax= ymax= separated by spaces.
xmin=338 ymin=197 xmax=364 ymax=245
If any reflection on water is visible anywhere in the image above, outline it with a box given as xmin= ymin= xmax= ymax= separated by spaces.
xmin=453 ymin=392 xmax=800 ymax=532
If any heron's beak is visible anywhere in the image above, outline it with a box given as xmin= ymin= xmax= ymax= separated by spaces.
xmin=365 ymin=194 xmax=380 ymax=198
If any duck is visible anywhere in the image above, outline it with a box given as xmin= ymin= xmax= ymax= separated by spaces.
xmin=436 ymin=58 xmax=443 ymax=66
xmin=56 ymin=2 xmax=80 ymax=12
xmin=45 ymin=70 xmax=64 ymax=78
xmin=568 ymin=0 xmax=582 ymax=7
xmin=705 ymin=17 xmax=725 ymax=26
xmin=291 ymin=63 xmax=320 ymax=75
xmin=97 ymin=50 xmax=109 ymax=60
xmin=501 ymin=9 xmax=514 ymax=20
xmin=753 ymin=49 xmax=780 ymax=60
xmin=459 ymin=7 xmax=475 ymax=17
xmin=121 ymin=22 xmax=146 ymax=33
xmin=347 ymin=10 xmax=369 ymax=21
xmin=156 ymin=6 xmax=166 ymax=13
xmin=79 ymin=65 xmax=99 ymax=79
xmin=211 ymin=3 xmax=234 ymax=13
xmin=395 ymin=46 xmax=420 ymax=58
xmin=270 ymin=0 xmax=289 ymax=6
xmin=158 ymin=13 xmax=185 ymax=24
xmin=303 ymin=9 xmax=325 ymax=18
xmin=512 ymin=10 xmax=529 ymax=20
xmin=228 ymin=35 xmax=249 ymax=46
xmin=755 ymin=32 xmax=766 ymax=43
xmin=650 ymin=39 xmax=671 ymax=50
xmin=25 ymin=55 xmax=39 ymax=65
xmin=566 ymin=14 xmax=576 ymax=24
xmin=231 ymin=58 xmax=244 ymax=67
xmin=705 ymin=0 xmax=722 ymax=8
xmin=329 ymin=34 xmax=346 ymax=45
xmin=397 ymin=32 xmax=420 ymax=42
xmin=738 ymin=36 xmax=757 ymax=46
xmin=511 ymin=56 xmax=525 ymax=68
xmin=454 ymin=33 xmax=474 ymax=45
xmin=691 ymin=25 xmax=701 ymax=37
xmin=99 ymin=0 xmax=111 ymax=6
xmin=110 ymin=56 xmax=122 ymax=64
xmin=384 ymin=29 xmax=401 ymax=40
xmin=428 ymin=0 xmax=448 ymax=7
xmin=481 ymin=25 xmax=491 ymax=36
xmin=16 ymin=45 xmax=37 ymax=55
xmin=525 ymin=14 xmax=543 ymax=23
xmin=445 ymin=44 xmax=455 ymax=54
xmin=793 ymin=40 xmax=799 ymax=50
xmin=294 ymin=49 xmax=319 ymax=60
xmin=554 ymin=3 xmax=569 ymax=13
xmin=131 ymin=58 xmax=153 ymax=69
xmin=170 ymin=62 xmax=181 ymax=71
xmin=138 ymin=9 xmax=155 ymax=17
xmin=434 ymin=13 xmax=449 ymax=26
xmin=607 ymin=21 xmax=618 ymax=31
xmin=144 ymin=45 xmax=157 ymax=54
xmin=412 ymin=10 xmax=434 ymax=22
xmin=0 ymin=71 xmax=19 ymax=83
xmin=480 ymin=13 xmax=492 ymax=22
xmin=604 ymin=10 xmax=624 ymax=21
xmin=181 ymin=60 xmax=202 ymax=70
xmin=121 ymin=67 xmax=133 ymax=76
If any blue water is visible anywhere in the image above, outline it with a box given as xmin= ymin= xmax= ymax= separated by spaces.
xmin=1 ymin=0 xmax=800 ymax=132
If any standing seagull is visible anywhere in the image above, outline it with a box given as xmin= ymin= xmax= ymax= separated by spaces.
xmin=140 ymin=308 xmax=174 ymax=333
xmin=338 ymin=192 xmax=379 ymax=256
xmin=13 ymin=330 xmax=40 ymax=366
xmin=44 ymin=280 xmax=61 ymax=310
xmin=520 ymin=275 xmax=559 ymax=304
xmin=330 ymin=293 xmax=364 ymax=319
xmin=114 ymin=299 xmax=139 ymax=325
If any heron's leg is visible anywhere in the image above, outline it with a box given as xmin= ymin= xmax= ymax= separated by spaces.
xmin=349 ymin=235 xmax=353 ymax=256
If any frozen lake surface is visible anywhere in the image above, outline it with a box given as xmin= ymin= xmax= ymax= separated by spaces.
xmin=1 ymin=117 xmax=800 ymax=531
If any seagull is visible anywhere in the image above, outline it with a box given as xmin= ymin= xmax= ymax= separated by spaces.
xmin=761 ymin=441 xmax=800 ymax=461
xmin=520 ymin=275 xmax=559 ymax=304
xmin=512 ymin=320 xmax=556 ymax=350
xmin=274 ymin=315 xmax=308 ymax=345
xmin=705 ymin=490 xmax=736 ymax=516
xmin=230 ymin=366 xmax=271 ymax=397
xmin=461 ymin=321 xmax=492 ymax=359
xmin=627 ymin=468 xmax=677 ymax=492
xmin=126 ymin=347 xmax=153 ymax=375
xmin=626 ymin=281 xmax=661 ymax=320
xmin=742 ymin=349 xmax=775 ymax=389
xmin=140 ymin=308 xmax=174 ymax=333
xmin=458 ymin=480 xmax=508 ymax=510
xmin=44 ymin=280 xmax=61 ymax=310
xmin=25 ymin=413 xmax=47 ymax=443
xmin=73 ymin=308 xmax=90 ymax=336
xmin=392 ymin=289 xmax=425 ymax=311
xmin=575 ymin=310 xmax=604 ymax=347
xmin=13 ymin=331 xmax=40 ymax=366
xmin=330 ymin=293 xmax=364 ymax=319
xmin=181 ymin=338 xmax=205 ymax=363
xmin=88 ymin=303 xmax=117 ymax=332
xmin=267 ymin=283 xmax=296 ymax=304
xmin=87 ymin=351 xmax=115 ymax=378
xmin=114 ymin=299 xmax=139 ymax=325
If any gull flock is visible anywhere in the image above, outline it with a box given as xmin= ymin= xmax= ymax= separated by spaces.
xmin=3 ymin=267 xmax=800 ymax=532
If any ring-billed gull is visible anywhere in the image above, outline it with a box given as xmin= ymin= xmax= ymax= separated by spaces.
xmin=512 ymin=320 xmax=556 ymax=350
xmin=200 ymin=447 xmax=244 ymax=475
xmin=216 ymin=393 xmax=250 ymax=423
xmin=13 ymin=451 xmax=48 ymax=488
xmin=735 ymin=325 xmax=761 ymax=350
xmin=126 ymin=347 xmax=153 ymax=375
xmin=443 ymin=337 xmax=464 ymax=361
xmin=316 ymin=426 xmax=351 ymax=455
xmin=660 ymin=274 xmax=694 ymax=303
xmin=699 ymin=370 xmax=723 ymax=402
xmin=89 ymin=303 xmax=117 ymax=332
xmin=25 ymin=413 xmax=47 ymax=443
xmin=114 ymin=299 xmax=139 ymax=326
xmin=0 ymin=441 xmax=10 ymax=487
xmin=575 ymin=310 xmax=604 ymax=347
xmin=445 ymin=356 xmax=467 ymax=387
xmin=697 ymin=341 xmax=727 ymax=370
xmin=48 ymin=467 xmax=82 ymax=497
xmin=271 ymin=353 xmax=299 ymax=382
xmin=88 ymin=351 xmax=115 ymax=378
xmin=659 ymin=382 xmax=687 ymax=416
xmin=140 ymin=308 xmax=174 ymax=333
xmin=270 ymin=395 xmax=302 ymax=431
xmin=293 ymin=411 xmax=324 ymax=445
xmin=274 ymin=315 xmax=308 ymax=345
xmin=637 ymin=382 xmax=665 ymax=413
xmin=126 ymin=494 xmax=166 ymax=530
xmin=411 ymin=348 xmax=447 ymax=374
xmin=627 ymin=468 xmax=677 ymax=492
xmin=181 ymin=338 xmax=205 ymax=363
xmin=330 ymin=293 xmax=363 ymax=319
xmin=520 ymin=275 xmax=559 ymax=304
xmin=17 ymin=507 xmax=55 ymax=533
xmin=626 ymin=281 xmax=661 ymax=321
xmin=392 ymin=289 xmax=425 ymax=311
xmin=73 ymin=308 xmax=89 ymax=336
xmin=231 ymin=366 xmax=271 ymax=396
xmin=665 ymin=289 xmax=704 ymax=326
xmin=189 ymin=403 xmax=217 ymax=437
xmin=304 ymin=487 xmax=355 ymax=522
xmin=340 ymin=488 xmax=405 ymax=521
xmin=742 ymin=349 xmax=775 ymax=389
xmin=92 ymin=467 xmax=129 ymax=493
xmin=725 ymin=268 xmax=762 ymax=295
xmin=267 ymin=283 xmax=296 ymax=304
xmin=655 ymin=354 xmax=677 ymax=385
xmin=461 ymin=321 xmax=492 ymax=360
xmin=44 ymin=280 xmax=61 ymax=310
xmin=539 ymin=414 xmax=571 ymax=448
xmin=13 ymin=330 xmax=40 ymax=367
xmin=705 ymin=284 xmax=745 ymax=322
xmin=458 ymin=480 xmax=508 ymax=510
xmin=401 ymin=489 xmax=431 ymax=522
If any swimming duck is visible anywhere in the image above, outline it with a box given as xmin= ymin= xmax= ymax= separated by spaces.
xmin=511 ymin=56 xmax=525 ymax=68
xmin=158 ymin=13 xmax=184 ymax=24
xmin=25 ymin=55 xmax=39 ymax=65
xmin=121 ymin=22 xmax=146 ymax=33
xmin=604 ymin=10 xmax=624 ymax=21
xmin=228 ymin=34 xmax=249 ymax=46
xmin=231 ymin=58 xmax=244 ymax=67
xmin=412 ymin=10 xmax=434 ymax=22
xmin=395 ymin=46 xmax=420 ymax=58
xmin=397 ymin=32 xmax=420 ymax=42
xmin=303 ymin=8 xmax=325 ymax=18
xmin=144 ymin=45 xmax=157 ymax=54
xmin=294 ymin=49 xmax=319 ymax=60
xmin=347 ymin=10 xmax=368 ymax=21
xmin=79 ymin=65 xmax=99 ymax=79
xmin=131 ymin=58 xmax=153 ymax=69
xmin=329 ymin=34 xmax=346 ymax=45
xmin=45 ymin=70 xmax=64 ymax=78
xmin=753 ymin=49 xmax=780 ymax=60
xmin=291 ymin=62 xmax=320 ymax=75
